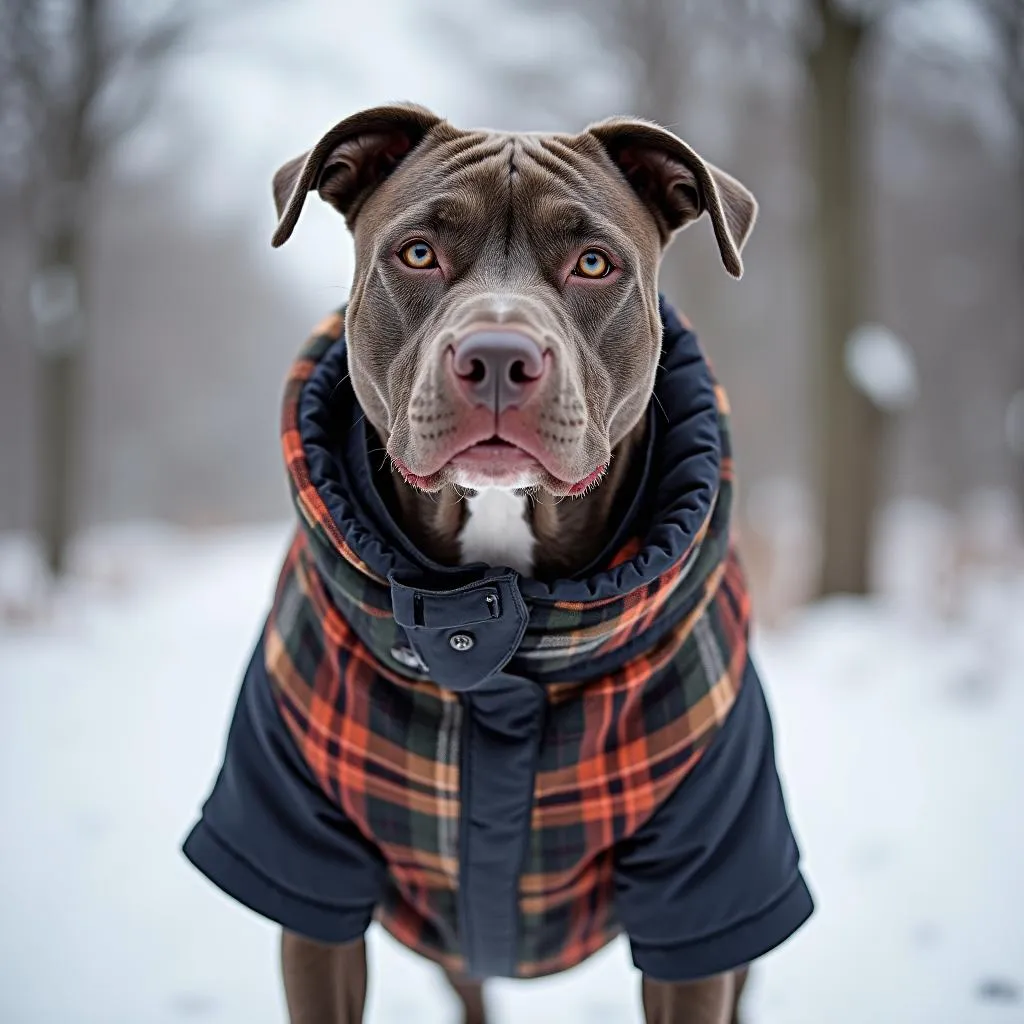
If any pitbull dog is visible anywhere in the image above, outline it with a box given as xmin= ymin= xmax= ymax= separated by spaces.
xmin=270 ymin=104 xmax=758 ymax=1024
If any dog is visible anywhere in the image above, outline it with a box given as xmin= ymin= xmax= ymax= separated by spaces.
xmin=183 ymin=104 xmax=813 ymax=1024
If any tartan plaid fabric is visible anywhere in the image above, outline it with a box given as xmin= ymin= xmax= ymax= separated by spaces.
xmin=264 ymin=305 xmax=751 ymax=978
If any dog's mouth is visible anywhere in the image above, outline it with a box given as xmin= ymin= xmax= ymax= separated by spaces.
xmin=449 ymin=438 xmax=544 ymax=488
xmin=395 ymin=435 xmax=606 ymax=495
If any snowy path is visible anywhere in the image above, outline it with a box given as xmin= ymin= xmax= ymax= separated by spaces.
xmin=2 ymin=524 xmax=1022 ymax=1024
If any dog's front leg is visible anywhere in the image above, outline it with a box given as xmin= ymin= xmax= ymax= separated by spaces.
xmin=641 ymin=970 xmax=736 ymax=1024
xmin=443 ymin=971 xmax=487 ymax=1024
xmin=281 ymin=931 xmax=367 ymax=1024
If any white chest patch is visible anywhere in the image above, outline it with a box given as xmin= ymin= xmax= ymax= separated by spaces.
xmin=457 ymin=488 xmax=535 ymax=576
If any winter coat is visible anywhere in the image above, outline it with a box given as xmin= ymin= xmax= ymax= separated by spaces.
xmin=182 ymin=300 xmax=813 ymax=981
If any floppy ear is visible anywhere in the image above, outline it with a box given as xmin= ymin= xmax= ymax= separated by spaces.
xmin=271 ymin=103 xmax=444 ymax=247
xmin=588 ymin=117 xmax=757 ymax=278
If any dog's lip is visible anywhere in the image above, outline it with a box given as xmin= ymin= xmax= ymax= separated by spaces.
xmin=448 ymin=440 xmax=544 ymax=484
xmin=564 ymin=463 xmax=607 ymax=495
xmin=452 ymin=438 xmax=535 ymax=461
xmin=448 ymin=434 xmax=532 ymax=460
xmin=478 ymin=425 xmax=606 ymax=493
xmin=394 ymin=437 xmax=606 ymax=494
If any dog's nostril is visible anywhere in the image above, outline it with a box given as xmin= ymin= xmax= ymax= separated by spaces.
xmin=465 ymin=358 xmax=487 ymax=384
xmin=509 ymin=359 xmax=530 ymax=385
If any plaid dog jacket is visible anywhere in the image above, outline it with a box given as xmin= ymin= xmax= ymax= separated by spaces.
xmin=183 ymin=300 xmax=813 ymax=981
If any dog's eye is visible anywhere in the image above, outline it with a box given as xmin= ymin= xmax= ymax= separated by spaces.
xmin=399 ymin=240 xmax=438 ymax=270
xmin=574 ymin=249 xmax=611 ymax=279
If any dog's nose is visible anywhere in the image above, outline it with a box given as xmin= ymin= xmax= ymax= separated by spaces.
xmin=452 ymin=331 xmax=546 ymax=412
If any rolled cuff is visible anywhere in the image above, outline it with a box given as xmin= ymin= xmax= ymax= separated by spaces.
xmin=630 ymin=872 xmax=813 ymax=982
xmin=183 ymin=821 xmax=375 ymax=945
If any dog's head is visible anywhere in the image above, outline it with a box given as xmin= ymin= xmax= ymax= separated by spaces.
xmin=272 ymin=104 xmax=755 ymax=496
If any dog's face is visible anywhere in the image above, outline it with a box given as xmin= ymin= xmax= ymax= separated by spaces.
xmin=272 ymin=105 xmax=755 ymax=496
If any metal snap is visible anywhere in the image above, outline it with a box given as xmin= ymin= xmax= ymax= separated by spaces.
xmin=391 ymin=645 xmax=427 ymax=672
xmin=449 ymin=632 xmax=475 ymax=652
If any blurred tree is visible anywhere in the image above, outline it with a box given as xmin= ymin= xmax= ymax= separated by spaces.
xmin=977 ymin=0 xmax=1023 ymax=271
xmin=0 ymin=1 xmax=225 ymax=576
xmin=977 ymin=0 xmax=1024 ymax=507
xmin=544 ymin=0 xmax=692 ymax=126
xmin=724 ymin=0 xmax=908 ymax=596
xmin=902 ymin=0 xmax=1024 ymax=513
xmin=744 ymin=0 xmax=1024 ymax=593
xmin=805 ymin=0 xmax=884 ymax=596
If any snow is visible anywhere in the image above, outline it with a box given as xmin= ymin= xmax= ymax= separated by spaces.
xmin=2 ymin=519 xmax=1023 ymax=1024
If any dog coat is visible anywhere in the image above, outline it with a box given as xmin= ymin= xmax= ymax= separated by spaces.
xmin=182 ymin=300 xmax=813 ymax=981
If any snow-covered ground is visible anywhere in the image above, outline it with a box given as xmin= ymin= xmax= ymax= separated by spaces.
xmin=2 ymin=520 xmax=1023 ymax=1024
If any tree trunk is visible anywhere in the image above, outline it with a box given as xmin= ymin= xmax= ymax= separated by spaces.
xmin=31 ymin=224 xmax=86 ymax=578
xmin=1010 ymin=7 xmax=1024 ymax=519
xmin=627 ymin=0 xmax=680 ymax=127
xmin=1017 ymin=145 xmax=1024 ymax=516
xmin=27 ymin=0 xmax=100 ymax=578
xmin=808 ymin=1 xmax=882 ymax=596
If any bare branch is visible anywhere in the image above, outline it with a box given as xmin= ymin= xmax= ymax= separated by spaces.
xmin=85 ymin=3 xmax=198 ymax=156
xmin=89 ymin=0 xmax=276 ymax=155
xmin=5 ymin=0 xmax=51 ymax=114
xmin=0 ymin=0 xmax=265 ymax=186
xmin=976 ymin=0 xmax=1024 ymax=124
xmin=101 ymin=1 xmax=196 ymax=85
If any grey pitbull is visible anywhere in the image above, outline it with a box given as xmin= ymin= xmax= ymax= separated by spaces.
xmin=270 ymin=103 xmax=757 ymax=1024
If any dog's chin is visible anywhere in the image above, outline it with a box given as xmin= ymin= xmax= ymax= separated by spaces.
xmin=395 ymin=441 xmax=607 ymax=497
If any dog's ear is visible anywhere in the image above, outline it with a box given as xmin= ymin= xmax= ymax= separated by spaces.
xmin=587 ymin=118 xmax=757 ymax=278
xmin=271 ymin=103 xmax=443 ymax=247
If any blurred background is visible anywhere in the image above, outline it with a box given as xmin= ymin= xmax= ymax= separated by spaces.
xmin=1 ymin=1 xmax=1022 ymax=1022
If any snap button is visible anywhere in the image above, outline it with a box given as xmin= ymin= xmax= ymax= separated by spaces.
xmin=388 ymin=571 xmax=528 ymax=690
xmin=390 ymin=645 xmax=428 ymax=672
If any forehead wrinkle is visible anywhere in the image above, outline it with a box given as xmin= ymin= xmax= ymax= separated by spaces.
xmin=533 ymin=200 xmax=633 ymax=253
xmin=380 ymin=192 xmax=485 ymax=244
xmin=534 ymin=135 xmax=654 ymax=224
xmin=521 ymin=140 xmax=633 ymax=223
xmin=435 ymin=134 xmax=511 ymax=179
xmin=519 ymin=139 xmax=592 ymax=193
xmin=536 ymin=136 xmax=601 ymax=181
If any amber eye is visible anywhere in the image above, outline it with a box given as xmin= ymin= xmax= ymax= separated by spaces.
xmin=574 ymin=249 xmax=612 ymax=278
xmin=399 ymin=240 xmax=438 ymax=269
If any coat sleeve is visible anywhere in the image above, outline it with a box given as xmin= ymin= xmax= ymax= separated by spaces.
xmin=613 ymin=659 xmax=814 ymax=981
xmin=182 ymin=634 xmax=387 ymax=944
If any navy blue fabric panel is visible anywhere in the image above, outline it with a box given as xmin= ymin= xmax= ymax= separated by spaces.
xmin=459 ymin=677 xmax=546 ymax=978
xmin=390 ymin=571 xmax=529 ymax=688
xmin=614 ymin=661 xmax=813 ymax=981
xmin=630 ymin=876 xmax=813 ymax=983
xmin=181 ymin=637 xmax=387 ymax=943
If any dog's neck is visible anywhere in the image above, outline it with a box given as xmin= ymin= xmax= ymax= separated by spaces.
xmin=384 ymin=421 xmax=646 ymax=581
